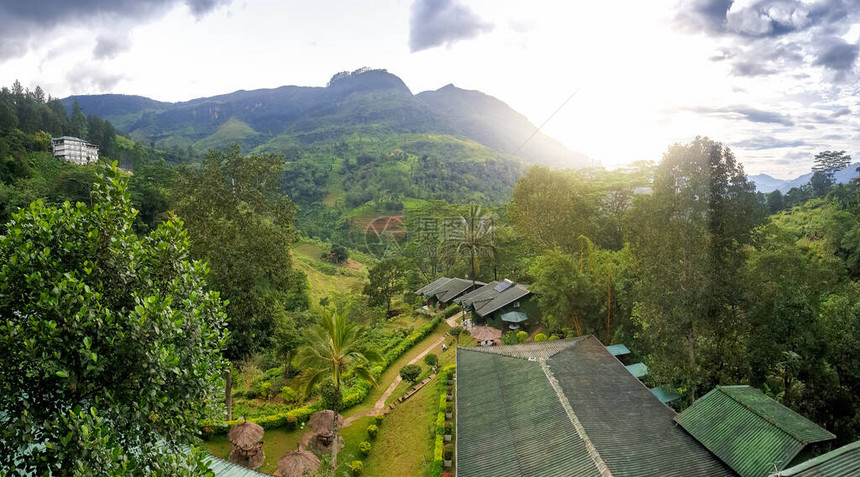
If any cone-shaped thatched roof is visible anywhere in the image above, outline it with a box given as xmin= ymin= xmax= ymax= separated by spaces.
xmin=308 ymin=410 xmax=344 ymax=438
xmin=228 ymin=420 xmax=265 ymax=451
xmin=277 ymin=450 xmax=321 ymax=477
xmin=470 ymin=325 xmax=501 ymax=341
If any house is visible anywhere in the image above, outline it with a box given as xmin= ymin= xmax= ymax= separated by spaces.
xmin=454 ymin=279 xmax=534 ymax=329
xmin=51 ymin=136 xmax=99 ymax=165
xmin=455 ymin=337 xmax=837 ymax=477
xmin=771 ymin=440 xmax=860 ymax=476
xmin=414 ymin=277 xmax=483 ymax=309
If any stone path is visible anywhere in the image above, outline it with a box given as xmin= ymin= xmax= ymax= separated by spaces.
xmin=343 ymin=314 xmax=460 ymax=427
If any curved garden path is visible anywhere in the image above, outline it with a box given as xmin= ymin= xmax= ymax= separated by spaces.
xmin=343 ymin=312 xmax=461 ymax=427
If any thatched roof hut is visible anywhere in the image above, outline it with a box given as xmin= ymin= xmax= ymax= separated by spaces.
xmin=308 ymin=410 xmax=344 ymax=438
xmin=469 ymin=325 xmax=501 ymax=341
xmin=275 ymin=449 xmax=320 ymax=477
xmin=228 ymin=448 xmax=265 ymax=470
xmin=227 ymin=420 xmax=265 ymax=453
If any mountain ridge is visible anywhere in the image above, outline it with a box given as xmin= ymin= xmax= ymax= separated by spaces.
xmin=61 ymin=68 xmax=589 ymax=169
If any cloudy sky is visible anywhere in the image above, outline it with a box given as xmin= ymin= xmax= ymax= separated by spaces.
xmin=0 ymin=0 xmax=858 ymax=178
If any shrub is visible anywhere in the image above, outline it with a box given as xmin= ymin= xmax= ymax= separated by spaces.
xmin=502 ymin=331 xmax=519 ymax=345
xmin=445 ymin=402 xmax=453 ymax=413
xmin=424 ymin=353 xmax=438 ymax=367
xmin=441 ymin=304 xmax=462 ymax=319
xmin=534 ymin=333 xmax=548 ymax=342
xmin=516 ymin=331 xmax=528 ymax=343
xmin=374 ymin=414 xmax=384 ymax=425
xmin=359 ymin=441 xmax=371 ymax=456
xmin=548 ymin=334 xmax=560 ymax=341
xmin=260 ymin=381 xmax=272 ymax=399
xmin=279 ymin=386 xmax=298 ymax=403
xmin=399 ymin=364 xmax=422 ymax=384
xmin=443 ymin=444 xmax=454 ymax=460
xmin=350 ymin=460 xmax=363 ymax=476
xmin=443 ymin=421 xmax=453 ymax=434
xmin=366 ymin=424 xmax=378 ymax=439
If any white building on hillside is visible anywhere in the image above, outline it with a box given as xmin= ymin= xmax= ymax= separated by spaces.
xmin=51 ymin=136 xmax=99 ymax=165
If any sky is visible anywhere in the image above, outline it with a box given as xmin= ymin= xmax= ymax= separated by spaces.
xmin=0 ymin=0 xmax=858 ymax=178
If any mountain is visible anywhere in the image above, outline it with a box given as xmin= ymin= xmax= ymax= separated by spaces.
xmin=750 ymin=167 xmax=860 ymax=193
xmin=416 ymin=84 xmax=589 ymax=168
xmin=61 ymin=68 xmax=588 ymax=168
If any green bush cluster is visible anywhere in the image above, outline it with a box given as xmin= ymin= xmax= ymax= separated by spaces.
xmin=382 ymin=317 xmax=441 ymax=365
xmin=201 ymin=403 xmax=318 ymax=437
xmin=534 ymin=333 xmax=548 ymax=342
xmin=350 ymin=460 xmax=363 ymax=476
xmin=359 ymin=441 xmax=372 ymax=456
xmin=440 ymin=304 xmax=462 ymax=319
xmin=431 ymin=365 xmax=456 ymax=477
xmin=366 ymin=424 xmax=378 ymax=439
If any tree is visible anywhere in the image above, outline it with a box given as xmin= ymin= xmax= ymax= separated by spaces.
xmin=69 ymin=99 xmax=87 ymax=138
xmin=629 ymin=137 xmax=764 ymax=404
xmin=448 ymin=326 xmax=464 ymax=345
xmin=531 ymin=246 xmax=601 ymax=337
xmin=766 ymin=189 xmax=785 ymax=214
xmin=424 ymin=353 xmax=438 ymax=367
xmin=273 ymin=313 xmax=304 ymax=378
xmin=445 ymin=204 xmax=497 ymax=286
xmin=172 ymin=146 xmax=298 ymax=360
xmin=363 ymin=258 xmax=405 ymax=315
xmin=813 ymin=150 xmax=851 ymax=181
xmin=296 ymin=310 xmax=380 ymax=470
xmin=0 ymin=166 xmax=228 ymax=475
xmin=399 ymin=364 xmax=422 ymax=384
xmin=810 ymin=171 xmax=833 ymax=197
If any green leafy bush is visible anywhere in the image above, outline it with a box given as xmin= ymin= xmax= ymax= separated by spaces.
xmin=502 ymin=331 xmax=519 ymax=345
xmin=280 ymin=386 xmax=298 ymax=403
xmin=424 ymin=353 xmax=438 ymax=367
xmin=516 ymin=331 xmax=528 ymax=343
xmin=443 ymin=421 xmax=453 ymax=434
xmin=548 ymin=335 xmax=560 ymax=341
xmin=367 ymin=424 xmax=378 ymax=439
xmin=374 ymin=414 xmax=384 ymax=425
xmin=359 ymin=441 xmax=372 ymax=456
xmin=534 ymin=333 xmax=548 ymax=342
xmin=260 ymin=381 xmax=272 ymax=399
xmin=441 ymin=304 xmax=462 ymax=319
xmin=350 ymin=460 xmax=363 ymax=476
xmin=443 ymin=444 xmax=454 ymax=460
xmin=400 ymin=364 xmax=422 ymax=383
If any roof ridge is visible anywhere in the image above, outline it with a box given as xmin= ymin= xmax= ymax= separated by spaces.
xmin=458 ymin=336 xmax=587 ymax=360
xmin=715 ymin=386 xmax=832 ymax=444
xmin=539 ymin=358 xmax=612 ymax=476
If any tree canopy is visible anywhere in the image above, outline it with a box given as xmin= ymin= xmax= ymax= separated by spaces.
xmin=0 ymin=166 xmax=228 ymax=475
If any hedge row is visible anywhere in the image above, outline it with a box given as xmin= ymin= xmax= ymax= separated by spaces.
xmin=202 ymin=317 xmax=442 ymax=436
xmin=383 ymin=317 xmax=442 ymax=365
xmin=430 ymin=365 xmax=456 ymax=477
xmin=440 ymin=304 xmax=462 ymax=320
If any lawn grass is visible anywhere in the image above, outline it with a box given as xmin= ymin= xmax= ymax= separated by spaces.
xmin=362 ymin=378 xmax=439 ymax=477
xmin=205 ymin=426 xmax=303 ymax=475
xmin=345 ymin=320 xmax=451 ymax=418
xmin=292 ymin=241 xmax=367 ymax=303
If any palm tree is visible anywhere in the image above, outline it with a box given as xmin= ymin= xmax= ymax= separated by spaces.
xmin=445 ymin=205 xmax=497 ymax=287
xmin=296 ymin=309 xmax=380 ymax=470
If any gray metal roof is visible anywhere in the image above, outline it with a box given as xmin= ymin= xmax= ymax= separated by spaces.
xmin=432 ymin=277 xmax=481 ymax=303
xmin=454 ymin=281 xmax=499 ymax=307
xmin=457 ymin=337 xmax=734 ymax=477
xmin=473 ymin=283 xmax=530 ymax=317
xmin=415 ymin=277 xmax=451 ymax=297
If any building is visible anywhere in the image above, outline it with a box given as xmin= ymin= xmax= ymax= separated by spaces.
xmin=51 ymin=136 xmax=98 ymax=165
xmin=415 ymin=277 xmax=484 ymax=308
xmin=454 ymin=279 xmax=534 ymax=329
xmin=455 ymin=337 xmax=836 ymax=477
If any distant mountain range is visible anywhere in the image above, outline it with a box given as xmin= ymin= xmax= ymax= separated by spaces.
xmin=749 ymin=166 xmax=860 ymax=193
xmin=62 ymin=68 xmax=589 ymax=169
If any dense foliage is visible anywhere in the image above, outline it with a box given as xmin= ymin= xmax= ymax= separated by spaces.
xmin=0 ymin=167 xmax=227 ymax=475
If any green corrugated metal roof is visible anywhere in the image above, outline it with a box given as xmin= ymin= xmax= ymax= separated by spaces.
xmin=675 ymin=386 xmax=835 ymax=477
xmin=605 ymin=344 xmax=630 ymax=356
xmin=650 ymin=385 xmax=681 ymax=403
xmin=203 ymin=454 xmax=269 ymax=476
xmin=775 ymin=440 xmax=860 ymax=476
xmin=625 ymin=362 xmax=648 ymax=377
xmin=473 ymin=284 xmax=530 ymax=317
xmin=500 ymin=310 xmax=528 ymax=323
xmin=456 ymin=348 xmax=601 ymax=477
xmin=548 ymin=338 xmax=733 ymax=477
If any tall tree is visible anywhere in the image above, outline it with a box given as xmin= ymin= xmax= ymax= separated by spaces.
xmin=296 ymin=310 xmax=379 ymax=470
xmin=363 ymin=258 xmax=405 ymax=315
xmin=172 ymin=146 xmax=298 ymax=360
xmin=813 ymin=150 xmax=851 ymax=181
xmin=0 ymin=166 xmax=228 ymax=475
xmin=629 ymin=137 xmax=764 ymax=404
